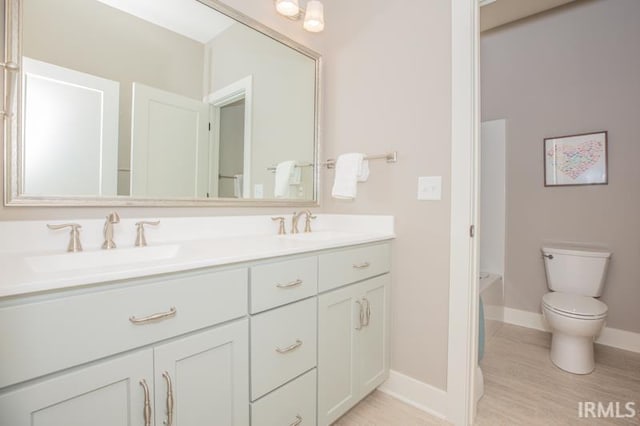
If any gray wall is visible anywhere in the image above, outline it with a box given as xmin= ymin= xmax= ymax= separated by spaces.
xmin=481 ymin=0 xmax=640 ymax=333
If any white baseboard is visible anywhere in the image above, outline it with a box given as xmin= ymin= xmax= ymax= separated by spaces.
xmin=503 ymin=307 xmax=640 ymax=354
xmin=378 ymin=370 xmax=448 ymax=420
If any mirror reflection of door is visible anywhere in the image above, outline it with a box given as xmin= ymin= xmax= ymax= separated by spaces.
xmin=217 ymin=99 xmax=246 ymax=198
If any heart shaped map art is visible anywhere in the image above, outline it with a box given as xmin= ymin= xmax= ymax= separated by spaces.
xmin=547 ymin=139 xmax=603 ymax=180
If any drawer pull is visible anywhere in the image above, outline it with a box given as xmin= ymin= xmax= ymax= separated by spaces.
xmin=363 ymin=298 xmax=371 ymax=326
xmin=355 ymin=301 xmax=364 ymax=330
xmin=129 ymin=307 xmax=177 ymax=324
xmin=352 ymin=262 xmax=371 ymax=269
xmin=275 ymin=339 xmax=303 ymax=354
xmin=140 ymin=379 xmax=152 ymax=426
xmin=162 ymin=371 xmax=174 ymax=426
xmin=290 ymin=415 xmax=303 ymax=426
xmin=276 ymin=279 xmax=303 ymax=289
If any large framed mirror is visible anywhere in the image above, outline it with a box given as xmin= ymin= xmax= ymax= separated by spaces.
xmin=3 ymin=0 xmax=321 ymax=206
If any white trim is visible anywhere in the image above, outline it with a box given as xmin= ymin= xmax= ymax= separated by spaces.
xmin=503 ymin=307 xmax=640 ymax=354
xmin=378 ymin=370 xmax=448 ymax=420
xmin=205 ymin=75 xmax=253 ymax=198
xmin=448 ymin=0 xmax=480 ymax=425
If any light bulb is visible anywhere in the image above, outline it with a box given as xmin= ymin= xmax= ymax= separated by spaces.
xmin=276 ymin=0 xmax=300 ymax=17
xmin=303 ymin=0 xmax=324 ymax=32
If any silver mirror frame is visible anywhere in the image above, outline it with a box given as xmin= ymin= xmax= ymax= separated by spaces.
xmin=2 ymin=0 xmax=322 ymax=207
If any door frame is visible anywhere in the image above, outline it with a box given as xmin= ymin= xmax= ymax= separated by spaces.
xmin=205 ymin=75 xmax=253 ymax=198
xmin=447 ymin=0 xmax=480 ymax=425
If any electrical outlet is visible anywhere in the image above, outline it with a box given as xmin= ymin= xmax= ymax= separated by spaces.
xmin=254 ymin=184 xmax=264 ymax=199
xmin=417 ymin=176 xmax=442 ymax=201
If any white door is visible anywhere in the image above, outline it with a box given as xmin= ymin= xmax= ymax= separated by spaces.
xmin=21 ymin=57 xmax=119 ymax=196
xmin=0 ymin=349 xmax=152 ymax=426
xmin=131 ymin=83 xmax=209 ymax=198
xmin=358 ymin=275 xmax=391 ymax=396
xmin=153 ymin=320 xmax=249 ymax=426
xmin=317 ymin=284 xmax=360 ymax=426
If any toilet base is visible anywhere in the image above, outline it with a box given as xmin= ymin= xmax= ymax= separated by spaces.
xmin=550 ymin=332 xmax=595 ymax=374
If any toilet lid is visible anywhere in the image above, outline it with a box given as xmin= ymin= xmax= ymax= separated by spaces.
xmin=542 ymin=292 xmax=608 ymax=317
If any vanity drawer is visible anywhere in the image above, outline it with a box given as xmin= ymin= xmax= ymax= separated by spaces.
xmin=250 ymin=256 xmax=318 ymax=314
xmin=0 ymin=268 xmax=247 ymax=388
xmin=251 ymin=369 xmax=317 ymax=426
xmin=318 ymin=243 xmax=390 ymax=292
xmin=251 ymin=298 xmax=317 ymax=400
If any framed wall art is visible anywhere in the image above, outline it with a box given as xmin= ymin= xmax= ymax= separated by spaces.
xmin=544 ymin=131 xmax=608 ymax=187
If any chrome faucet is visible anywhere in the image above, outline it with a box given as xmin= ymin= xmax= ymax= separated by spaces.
xmin=291 ymin=210 xmax=316 ymax=234
xmin=102 ymin=211 xmax=120 ymax=249
xmin=47 ymin=223 xmax=83 ymax=252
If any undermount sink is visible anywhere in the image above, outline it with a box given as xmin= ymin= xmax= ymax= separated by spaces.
xmin=25 ymin=244 xmax=181 ymax=273
xmin=280 ymin=231 xmax=357 ymax=242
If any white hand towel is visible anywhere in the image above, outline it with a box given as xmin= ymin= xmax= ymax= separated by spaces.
xmin=289 ymin=164 xmax=302 ymax=185
xmin=358 ymin=159 xmax=370 ymax=182
xmin=332 ymin=153 xmax=366 ymax=199
xmin=274 ymin=160 xmax=295 ymax=198
xmin=233 ymin=174 xmax=243 ymax=198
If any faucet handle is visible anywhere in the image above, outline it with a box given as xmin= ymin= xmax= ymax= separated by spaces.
xmin=271 ymin=217 xmax=286 ymax=235
xmin=47 ymin=223 xmax=83 ymax=252
xmin=135 ymin=221 xmax=160 ymax=247
xmin=304 ymin=211 xmax=317 ymax=233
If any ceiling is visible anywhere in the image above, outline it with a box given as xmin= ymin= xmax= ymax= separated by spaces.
xmin=96 ymin=0 xmax=235 ymax=44
xmin=480 ymin=0 xmax=578 ymax=32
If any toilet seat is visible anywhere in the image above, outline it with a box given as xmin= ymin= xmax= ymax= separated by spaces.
xmin=542 ymin=292 xmax=607 ymax=319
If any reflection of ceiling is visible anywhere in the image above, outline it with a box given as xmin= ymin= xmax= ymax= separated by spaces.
xmin=481 ymin=0 xmax=577 ymax=32
xmin=96 ymin=0 xmax=235 ymax=44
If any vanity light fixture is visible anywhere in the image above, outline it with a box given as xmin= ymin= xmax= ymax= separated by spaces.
xmin=274 ymin=0 xmax=325 ymax=33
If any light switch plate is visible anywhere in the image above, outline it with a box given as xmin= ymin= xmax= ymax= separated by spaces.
xmin=417 ymin=176 xmax=442 ymax=201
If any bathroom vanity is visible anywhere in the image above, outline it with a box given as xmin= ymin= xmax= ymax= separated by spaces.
xmin=0 ymin=216 xmax=393 ymax=426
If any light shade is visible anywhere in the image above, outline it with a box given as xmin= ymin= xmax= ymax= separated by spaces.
xmin=276 ymin=0 xmax=300 ymax=17
xmin=303 ymin=0 xmax=324 ymax=32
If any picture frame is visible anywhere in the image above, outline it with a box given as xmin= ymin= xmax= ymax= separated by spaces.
xmin=544 ymin=131 xmax=608 ymax=187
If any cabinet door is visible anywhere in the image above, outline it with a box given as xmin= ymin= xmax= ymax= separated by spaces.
xmin=0 ymin=349 xmax=153 ymax=426
xmin=358 ymin=274 xmax=391 ymax=397
xmin=317 ymin=284 xmax=361 ymax=426
xmin=153 ymin=319 xmax=249 ymax=426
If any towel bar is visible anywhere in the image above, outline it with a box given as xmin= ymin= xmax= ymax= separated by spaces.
xmin=324 ymin=151 xmax=398 ymax=169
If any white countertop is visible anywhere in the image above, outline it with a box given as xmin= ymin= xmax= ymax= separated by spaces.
xmin=0 ymin=215 xmax=394 ymax=298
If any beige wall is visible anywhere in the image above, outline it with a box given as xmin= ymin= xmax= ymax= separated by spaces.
xmin=316 ymin=0 xmax=452 ymax=389
xmin=481 ymin=0 xmax=640 ymax=333
xmin=1 ymin=0 xmax=453 ymax=391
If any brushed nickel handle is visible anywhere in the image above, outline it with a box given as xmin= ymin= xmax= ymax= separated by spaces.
xmin=275 ymin=339 xmax=303 ymax=354
xmin=353 ymin=262 xmax=371 ymax=269
xmin=47 ymin=223 xmax=83 ymax=252
xmin=272 ymin=216 xmax=286 ymax=235
xmin=140 ymin=379 xmax=152 ymax=426
xmin=355 ymin=300 xmax=364 ymax=330
xmin=129 ymin=307 xmax=177 ymax=324
xmin=543 ymin=254 xmax=554 ymax=260
xmin=363 ymin=298 xmax=371 ymax=326
xmin=162 ymin=371 xmax=174 ymax=426
xmin=290 ymin=415 xmax=303 ymax=426
xmin=276 ymin=279 xmax=303 ymax=289
xmin=135 ymin=220 xmax=160 ymax=247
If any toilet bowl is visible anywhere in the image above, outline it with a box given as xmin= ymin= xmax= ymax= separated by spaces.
xmin=542 ymin=292 xmax=607 ymax=374
xmin=541 ymin=246 xmax=611 ymax=375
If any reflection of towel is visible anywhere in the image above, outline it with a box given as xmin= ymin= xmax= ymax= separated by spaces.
xmin=332 ymin=153 xmax=368 ymax=199
xmin=233 ymin=174 xmax=243 ymax=198
xmin=290 ymin=165 xmax=302 ymax=185
xmin=274 ymin=161 xmax=295 ymax=198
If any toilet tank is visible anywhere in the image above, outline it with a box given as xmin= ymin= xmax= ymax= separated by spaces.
xmin=541 ymin=246 xmax=611 ymax=297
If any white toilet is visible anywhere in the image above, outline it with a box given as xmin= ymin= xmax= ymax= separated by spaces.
xmin=541 ymin=246 xmax=611 ymax=374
